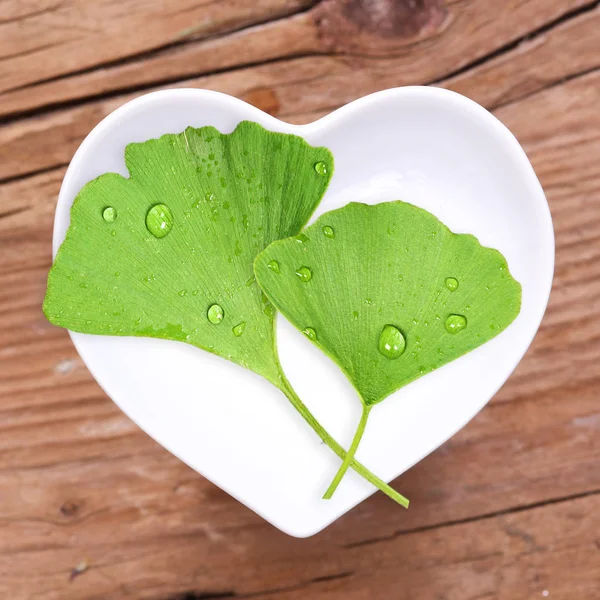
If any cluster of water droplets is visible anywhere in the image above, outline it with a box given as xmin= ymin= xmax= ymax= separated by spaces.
xmin=374 ymin=273 xmax=469 ymax=361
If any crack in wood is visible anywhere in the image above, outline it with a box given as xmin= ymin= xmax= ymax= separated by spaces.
xmin=431 ymin=0 xmax=600 ymax=87
xmin=0 ymin=163 xmax=68 ymax=187
xmin=0 ymin=206 xmax=28 ymax=220
xmin=0 ymin=1 xmax=65 ymax=26
xmin=239 ymin=570 xmax=354 ymax=598
xmin=490 ymin=64 xmax=600 ymax=111
xmin=503 ymin=524 xmax=544 ymax=553
xmin=0 ymin=0 xmax=324 ymax=98
xmin=0 ymin=50 xmax=329 ymax=127
xmin=343 ymin=487 xmax=600 ymax=549
xmin=163 ymin=592 xmax=235 ymax=600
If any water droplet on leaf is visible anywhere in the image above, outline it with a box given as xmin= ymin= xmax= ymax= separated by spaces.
xmin=378 ymin=325 xmax=406 ymax=360
xmin=207 ymin=303 xmax=224 ymax=324
xmin=445 ymin=277 xmax=459 ymax=292
xmin=445 ymin=314 xmax=467 ymax=334
xmin=295 ymin=266 xmax=312 ymax=282
xmin=314 ymin=161 xmax=328 ymax=176
xmin=102 ymin=206 xmax=117 ymax=222
xmin=146 ymin=204 xmax=174 ymax=239
xmin=232 ymin=322 xmax=246 ymax=337
xmin=268 ymin=260 xmax=280 ymax=274
xmin=323 ymin=226 xmax=334 ymax=239
xmin=303 ymin=327 xmax=317 ymax=341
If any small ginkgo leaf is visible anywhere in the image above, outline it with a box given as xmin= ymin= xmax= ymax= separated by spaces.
xmin=44 ymin=121 xmax=333 ymax=385
xmin=44 ymin=123 xmax=409 ymax=507
xmin=255 ymin=201 xmax=522 ymax=497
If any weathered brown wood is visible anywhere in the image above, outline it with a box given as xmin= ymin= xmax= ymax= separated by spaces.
xmin=442 ymin=3 xmax=600 ymax=109
xmin=0 ymin=0 xmax=594 ymax=123
xmin=1 ymin=1 xmax=600 ymax=598
xmin=0 ymin=0 xmax=315 ymax=95
xmin=1 ymin=63 xmax=600 ymax=597
xmin=1 ymin=0 xmax=598 ymax=181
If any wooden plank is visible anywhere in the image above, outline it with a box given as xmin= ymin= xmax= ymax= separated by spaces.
xmin=0 ymin=70 xmax=599 ymax=600
xmin=0 ymin=486 xmax=597 ymax=599
xmin=1 ymin=0 xmax=598 ymax=180
xmin=0 ymin=0 xmax=315 ymax=96
xmin=1 ymin=2 xmax=600 ymax=597
xmin=0 ymin=11 xmax=321 ymax=119
xmin=442 ymin=3 xmax=600 ymax=109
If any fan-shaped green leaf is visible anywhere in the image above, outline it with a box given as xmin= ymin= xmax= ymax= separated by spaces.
xmin=255 ymin=201 xmax=522 ymax=496
xmin=44 ymin=123 xmax=409 ymax=507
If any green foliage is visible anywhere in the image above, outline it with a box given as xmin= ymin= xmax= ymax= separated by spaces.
xmin=44 ymin=123 xmax=409 ymax=507
xmin=255 ymin=201 xmax=522 ymax=496
xmin=44 ymin=121 xmax=332 ymax=385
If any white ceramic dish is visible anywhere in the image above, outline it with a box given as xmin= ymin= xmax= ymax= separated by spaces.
xmin=52 ymin=87 xmax=554 ymax=537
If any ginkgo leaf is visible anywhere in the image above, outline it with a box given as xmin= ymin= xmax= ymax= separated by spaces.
xmin=44 ymin=122 xmax=408 ymax=507
xmin=254 ymin=201 xmax=522 ymax=497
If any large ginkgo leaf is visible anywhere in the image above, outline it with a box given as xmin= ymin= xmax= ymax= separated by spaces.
xmin=255 ymin=201 xmax=522 ymax=497
xmin=44 ymin=123 xmax=408 ymax=507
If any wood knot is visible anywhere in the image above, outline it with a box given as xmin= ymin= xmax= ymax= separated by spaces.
xmin=240 ymin=88 xmax=280 ymax=117
xmin=314 ymin=0 xmax=449 ymax=56
xmin=60 ymin=500 xmax=80 ymax=518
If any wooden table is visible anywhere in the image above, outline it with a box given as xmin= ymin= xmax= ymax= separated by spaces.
xmin=1 ymin=1 xmax=599 ymax=598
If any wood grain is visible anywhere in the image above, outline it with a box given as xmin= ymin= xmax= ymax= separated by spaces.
xmin=1 ymin=0 xmax=599 ymax=598
xmin=2 ymin=1 xmax=599 ymax=181
xmin=0 ymin=0 xmax=315 ymax=95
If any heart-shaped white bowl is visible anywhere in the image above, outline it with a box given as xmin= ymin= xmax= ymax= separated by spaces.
xmin=53 ymin=87 xmax=554 ymax=537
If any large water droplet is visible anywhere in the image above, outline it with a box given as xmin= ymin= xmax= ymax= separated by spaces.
xmin=445 ymin=277 xmax=459 ymax=292
xmin=268 ymin=260 xmax=280 ymax=274
xmin=303 ymin=327 xmax=317 ymax=341
xmin=232 ymin=322 xmax=246 ymax=337
xmin=445 ymin=314 xmax=467 ymax=334
xmin=314 ymin=161 xmax=328 ymax=176
xmin=207 ymin=304 xmax=224 ymax=324
xmin=295 ymin=266 xmax=312 ymax=282
xmin=263 ymin=303 xmax=275 ymax=317
xmin=102 ymin=206 xmax=117 ymax=222
xmin=323 ymin=225 xmax=334 ymax=239
xmin=296 ymin=233 xmax=309 ymax=244
xmin=378 ymin=325 xmax=406 ymax=360
xmin=146 ymin=204 xmax=174 ymax=239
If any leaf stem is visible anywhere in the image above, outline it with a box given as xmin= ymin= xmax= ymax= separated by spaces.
xmin=279 ymin=377 xmax=408 ymax=508
xmin=323 ymin=404 xmax=371 ymax=500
